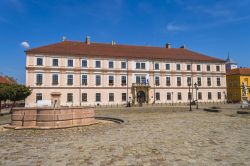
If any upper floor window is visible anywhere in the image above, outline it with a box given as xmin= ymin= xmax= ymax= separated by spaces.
xmin=67 ymin=93 xmax=73 ymax=102
xmin=95 ymin=60 xmax=101 ymax=68
xmin=177 ymin=92 xmax=182 ymax=100
xmin=217 ymin=92 xmax=221 ymax=99
xmin=122 ymin=93 xmax=126 ymax=101
xmin=68 ymin=59 xmax=73 ymax=67
xmin=156 ymin=92 xmax=160 ymax=100
xmin=217 ymin=77 xmax=221 ymax=86
xmin=177 ymin=77 xmax=181 ymax=86
xmin=187 ymin=77 xmax=191 ymax=86
xmin=207 ymin=77 xmax=211 ymax=86
xmin=109 ymin=93 xmax=114 ymax=102
xmin=36 ymin=58 xmax=43 ymax=66
xmin=82 ymin=93 xmax=87 ymax=102
xmin=166 ymin=64 xmax=170 ymax=70
xmin=216 ymin=65 xmax=220 ymax=72
xmin=96 ymin=93 xmax=101 ymax=102
xmin=197 ymin=65 xmax=201 ymax=71
xmin=67 ymin=74 xmax=73 ymax=85
xmin=52 ymin=74 xmax=58 ymax=85
xmin=96 ymin=75 xmax=101 ymax=85
xmin=109 ymin=61 xmax=114 ymax=69
xmin=198 ymin=92 xmax=202 ymax=100
xmin=36 ymin=93 xmax=42 ymax=102
xmin=207 ymin=65 xmax=211 ymax=71
xmin=136 ymin=62 xmax=145 ymax=69
xmin=121 ymin=61 xmax=127 ymax=69
xmin=197 ymin=77 xmax=202 ymax=86
xmin=109 ymin=75 xmax=114 ymax=86
xmin=154 ymin=63 xmax=159 ymax=70
xmin=176 ymin=64 xmax=181 ymax=71
xmin=136 ymin=75 xmax=146 ymax=84
xmin=167 ymin=92 xmax=171 ymax=100
xmin=36 ymin=74 xmax=43 ymax=85
xmin=121 ymin=76 xmax=127 ymax=85
xmin=52 ymin=58 xmax=58 ymax=66
xmin=208 ymin=92 xmax=212 ymax=100
xmin=187 ymin=64 xmax=191 ymax=71
xmin=155 ymin=76 xmax=160 ymax=86
xmin=82 ymin=59 xmax=87 ymax=67
xmin=82 ymin=75 xmax=87 ymax=85
xmin=166 ymin=76 xmax=171 ymax=86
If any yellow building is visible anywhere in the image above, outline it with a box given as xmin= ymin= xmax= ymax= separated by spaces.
xmin=227 ymin=68 xmax=250 ymax=102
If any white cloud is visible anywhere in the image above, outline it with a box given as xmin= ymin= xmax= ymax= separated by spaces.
xmin=20 ymin=41 xmax=30 ymax=49
xmin=166 ymin=23 xmax=188 ymax=32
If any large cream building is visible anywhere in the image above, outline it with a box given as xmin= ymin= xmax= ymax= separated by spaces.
xmin=25 ymin=37 xmax=226 ymax=107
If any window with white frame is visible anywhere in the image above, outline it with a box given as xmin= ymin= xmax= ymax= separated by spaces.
xmin=82 ymin=74 xmax=87 ymax=85
xmin=67 ymin=74 xmax=73 ymax=85
xmin=109 ymin=75 xmax=114 ymax=86
xmin=67 ymin=93 xmax=73 ymax=102
xmin=36 ymin=74 xmax=43 ymax=85
xmin=82 ymin=93 xmax=87 ymax=102
xmin=82 ymin=59 xmax=87 ymax=67
xmin=176 ymin=64 xmax=181 ymax=71
xmin=96 ymin=75 xmax=101 ymax=85
xmin=36 ymin=57 xmax=43 ymax=66
xmin=121 ymin=75 xmax=127 ymax=85
xmin=187 ymin=64 xmax=191 ymax=71
xmin=135 ymin=62 xmax=146 ymax=69
xmin=187 ymin=76 xmax=191 ymax=86
xmin=136 ymin=75 xmax=146 ymax=84
xmin=52 ymin=74 xmax=58 ymax=85
xmin=197 ymin=77 xmax=202 ymax=86
xmin=166 ymin=63 xmax=170 ymax=70
xmin=166 ymin=76 xmax=171 ymax=86
xmin=96 ymin=93 xmax=101 ymax=102
xmin=52 ymin=58 xmax=58 ymax=66
xmin=177 ymin=77 xmax=181 ymax=86
xmin=67 ymin=59 xmax=73 ymax=67
xmin=207 ymin=77 xmax=211 ymax=86
xmin=216 ymin=77 xmax=221 ymax=86
xmin=155 ymin=76 xmax=160 ymax=86
xmin=207 ymin=65 xmax=211 ymax=71
xmin=109 ymin=93 xmax=114 ymax=102
xmin=197 ymin=65 xmax=201 ymax=71
xmin=121 ymin=61 xmax=127 ymax=69
xmin=154 ymin=63 xmax=159 ymax=70
xmin=109 ymin=61 xmax=114 ymax=69
xmin=177 ymin=92 xmax=182 ymax=100
xmin=95 ymin=60 xmax=101 ymax=68
xmin=36 ymin=93 xmax=42 ymax=102
xmin=167 ymin=92 xmax=171 ymax=100
xmin=156 ymin=92 xmax=160 ymax=100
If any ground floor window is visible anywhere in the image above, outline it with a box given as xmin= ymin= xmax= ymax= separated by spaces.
xmin=167 ymin=92 xmax=171 ymax=100
xmin=36 ymin=93 xmax=42 ymax=102
xmin=208 ymin=92 xmax=212 ymax=100
xmin=198 ymin=92 xmax=202 ymax=100
xmin=109 ymin=93 xmax=114 ymax=102
xmin=67 ymin=93 xmax=73 ymax=102
xmin=96 ymin=93 xmax=101 ymax=102
xmin=82 ymin=93 xmax=87 ymax=102
xmin=217 ymin=92 xmax=221 ymax=100
xmin=156 ymin=92 xmax=160 ymax=100
xmin=122 ymin=93 xmax=126 ymax=101
xmin=177 ymin=92 xmax=182 ymax=100
xmin=188 ymin=92 xmax=192 ymax=100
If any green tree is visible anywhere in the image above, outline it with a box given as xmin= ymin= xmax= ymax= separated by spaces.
xmin=0 ymin=84 xmax=14 ymax=115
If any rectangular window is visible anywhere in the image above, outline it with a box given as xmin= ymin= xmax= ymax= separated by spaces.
xmin=156 ymin=92 xmax=160 ymax=100
xmin=96 ymin=75 xmax=101 ymax=86
xmin=52 ymin=74 xmax=58 ymax=85
xmin=141 ymin=76 xmax=146 ymax=84
xmin=96 ymin=93 xmax=101 ymax=102
xmin=36 ymin=93 xmax=42 ymax=102
xmin=167 ymin=92 xmax=171 ymax=100
xmin=82 ymin=60 xmax=87 ymax=67
xmin=109 ymin=61 xmax=114 ymax=68
xmin=197 ymin=77 xmax=201 ymax=86
xmin=176 ymin=64 xmax=181 ymax=71
xmin=82 ymin=75 xmax=87 ymax=85
xmin=136 ymin=76 xmax=140 ymax=84
xmin=136 ymin=62 xmax=145 ymax=69
xmin=216 ymin=65 xmax=220 ymax=72
xmin=155 ymin=76 xmax=160 ymax=86
xmin=207 ymin=65 xmax=211 ymax=71
xmin=187 ymin=64 xmax=191 ymax=71
xmin=178 ymin=92 xmax=182 ymax=100
xmin=121 ymin=76 xmax=127 ymax=85
xmin=141 ymin=63 xmax=145 ymax=69
xmin=67 ymin=93 xmax=73 ymax=102
xmin=109 ymin=75 xmax=114 ymax=86
xmin=121 ymin=61 xmax=127 ymax=69
xmin=166 ymin=76 xmax=171 ymax=86
xmin=36 ymin=74 xmax=43 ymax=85
xmin=217 ymin=92 xmax=221 ymax=100
xmin=187 ymin=77 xmax=191 ymax=86
xmin=122 ymin=93 xmax=126 ymax=101
xmin=208 ymin=92 xmax=212 ymax=100
xmin=198 ymin=92 xmax=202 ymax=100
xmin=166 ymin=64 xmax=170 ymax=70
xmin=197 ymin=65 xmax=201 ymax=71
xmin=36 ymin=58 xmax=43 ymax=66
xmin=82 ymin=93 xmax=87 ymax=102
xmin=67 ymin=74 xmax=73 ymax=85
xmin=109 ymin=93 xmax=114 ymax=102
xmin=177 ymin=77 xmax=181 ymax=86
xmin=95 ymin=60 xmax=101 ymax=68
xmin=217 ymin=77 xmax=221 ymax=86
xmin=188 ymin=92 xmax=192 ymax=100
xmin=68 ymin=59 xmax=73 ymax=67
xmin=52 ymin=59 xmax=58 ymax=66
xmin=136 ymin=62 xmax=140 ymax=69
xmin=207 ymin=77 xmax=211 ymax=86
xmin=154 ymin=63 xmax=159 ymax=70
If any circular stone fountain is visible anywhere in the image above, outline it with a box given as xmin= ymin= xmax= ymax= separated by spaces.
xmin=5 ymin=107 xmax=97 ymax=129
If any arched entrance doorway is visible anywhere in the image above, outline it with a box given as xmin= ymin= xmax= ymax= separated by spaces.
xmin=137 ymin=91 xmax=146 ymax=103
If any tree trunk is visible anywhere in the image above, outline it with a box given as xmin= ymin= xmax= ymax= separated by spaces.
xmin=10 ymin=101 xmax=16 ymax=114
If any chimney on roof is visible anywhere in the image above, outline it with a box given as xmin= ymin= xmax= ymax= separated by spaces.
xmin=180 ymin=44 xmax=186 ymax=49
xmin=86 ymin=36 xmax=91 ymax=45
xmin=165 ymin=43 xmax=171 ymax=48
xmin=62 ymin=36 xmax=67 ymax=41
xmin=111 ymin=40 xmax=116 ymax=45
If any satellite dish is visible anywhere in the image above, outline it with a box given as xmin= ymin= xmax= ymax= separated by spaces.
xmin=21 ymin=41 xmax=30 ymax=50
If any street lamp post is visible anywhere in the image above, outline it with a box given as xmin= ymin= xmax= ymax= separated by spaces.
xmin=188 ymin=82 xmax=192 ymax=111
xmin=194 ymin=83 xmax=198 ymax=109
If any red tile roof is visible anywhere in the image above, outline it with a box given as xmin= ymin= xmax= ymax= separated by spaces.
xmin=0 ymin=76 xmax=11 ymax=84
xmin=26 ymin=41 xmax=225 ymax=62
xmin=227 ymin=68 xmax=250 ymax=75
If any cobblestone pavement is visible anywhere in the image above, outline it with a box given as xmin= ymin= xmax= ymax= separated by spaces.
xmin=0 ymin=105 xmax=250 ymax=165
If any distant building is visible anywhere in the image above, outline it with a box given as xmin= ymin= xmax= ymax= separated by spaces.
xmin=0 ymin=76 xmax=12 ymax=84
xmin=225 ymin=55 xmax=237 ymax=71
xmin=226 ymin=68 xmax=250 ymax=102
xmin=24 ymin=37 xmax=227 ymax=107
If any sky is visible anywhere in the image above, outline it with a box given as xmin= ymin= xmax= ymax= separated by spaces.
xmin=0 ymin=0 xmax=250 ymax=83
